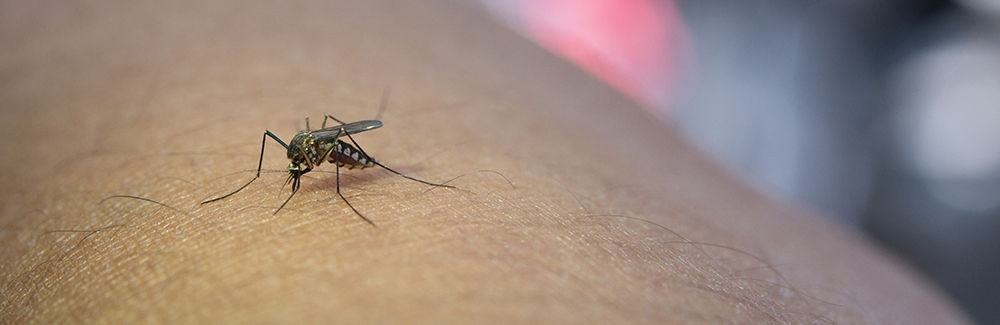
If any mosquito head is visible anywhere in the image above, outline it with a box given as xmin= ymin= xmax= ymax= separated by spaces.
xmin=285 ymin=161 xmax=306 ymax=187
xmin=287 ymin=161 xmax=304 ymax=176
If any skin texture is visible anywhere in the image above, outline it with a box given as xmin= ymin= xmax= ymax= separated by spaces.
xmin=0 ymin=0 xmax=971 ymax=324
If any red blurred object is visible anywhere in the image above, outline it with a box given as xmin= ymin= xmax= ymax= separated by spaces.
xmin=516 ymin=0 xmax=685 ymax=112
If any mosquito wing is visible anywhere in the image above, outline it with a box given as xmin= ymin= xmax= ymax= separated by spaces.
xmin=311 ymin=120 xmax=383 ymax=142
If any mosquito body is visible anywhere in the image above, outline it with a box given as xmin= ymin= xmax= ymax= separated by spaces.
xmin=202 ymin=114 xmax=455 ymax=226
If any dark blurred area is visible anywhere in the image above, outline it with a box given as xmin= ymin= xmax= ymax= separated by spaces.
xmin=674 ymin=1 xmax=999 ymax=323
xmin=478 ymin=0 xmax=1000 ymax=323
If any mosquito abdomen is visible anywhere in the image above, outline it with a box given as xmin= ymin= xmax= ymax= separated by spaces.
xmin=330 ymin=140 xmax=376 ymax=169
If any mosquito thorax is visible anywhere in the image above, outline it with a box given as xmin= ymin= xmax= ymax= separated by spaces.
xmin=287 ymin=132 xmax=311 ymax=159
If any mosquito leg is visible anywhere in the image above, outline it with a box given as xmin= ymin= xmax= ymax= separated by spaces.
xmin=322 ymin=114 xmax=348 ymax=129
xmin=202 ymin=130 xmax=290 ymax=204
xmin=341 ymin=131 xmax=456 ymax=189
xmin=338 ymin=189 xmax=375 ymax=226
xmin=309 ymin=127 xmax=373 ymax=225
xmin=332 ymin=145 xmax=376 ymax=226
xmin=317 ymin=129 xmax=344 ymax=163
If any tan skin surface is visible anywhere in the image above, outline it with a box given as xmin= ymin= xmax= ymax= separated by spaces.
xmin=0 ymin=0 xmax=970 ymax=324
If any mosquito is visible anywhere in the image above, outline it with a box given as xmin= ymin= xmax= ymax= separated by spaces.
xmin=201 ymin=110 xmax=456 ymax=226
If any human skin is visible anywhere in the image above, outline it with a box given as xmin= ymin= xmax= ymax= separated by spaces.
xmin=0 ymin=0 xmax=970 ymax=324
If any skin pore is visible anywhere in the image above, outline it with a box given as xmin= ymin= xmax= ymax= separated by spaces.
xmin=0 ymin=0 xmax=970 ymax=323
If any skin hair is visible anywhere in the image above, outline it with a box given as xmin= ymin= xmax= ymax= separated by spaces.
xmin=0 ymin=0 xmax=971 ymax=323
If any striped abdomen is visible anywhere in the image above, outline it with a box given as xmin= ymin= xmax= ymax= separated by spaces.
xmin=329 ymin=140 xmax=377 ymax=169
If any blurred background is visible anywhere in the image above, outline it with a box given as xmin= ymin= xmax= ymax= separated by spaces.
xmin=476 ymin=0 xmax=1000 ymax=323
